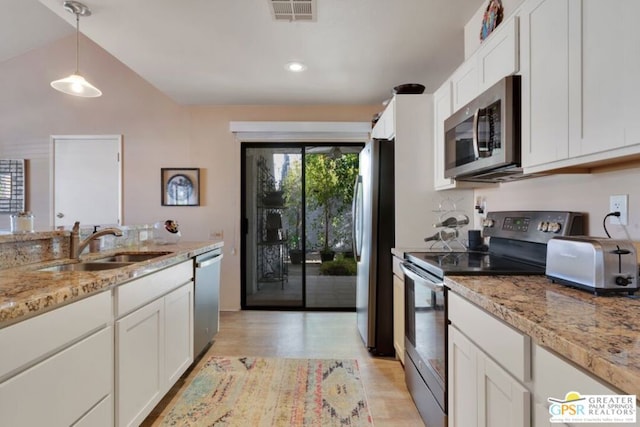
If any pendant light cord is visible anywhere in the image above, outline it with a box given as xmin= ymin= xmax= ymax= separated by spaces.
xmin=75 ymin=13 xmax=80 ymax=74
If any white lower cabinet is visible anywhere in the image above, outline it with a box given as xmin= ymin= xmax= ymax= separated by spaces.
xmin=0 ymin=259 xmax=196 ymax=427
xmin=448 ymin=325 xmax=478 ymax=427
xmin=116 ymin=298 xmax=164 ymax=427
xmin=165 ymin=283 xmax=194 ymax=385
xmin=0 ymin=291 xmax=113 ymax=427
xmin=449 ymin=325 xmax=530 ymax=427
xmin=391 ymin=255 xmax=404 ymax=364
xmin=449 ymin=290 xmax=640 ymax=427
xmin=448 ymin=291 xmax=531 ymax=427
xmin=0 ymin=326 xmax=113 ymax=427
xmin=116 ymin=275 xmax=193 ymax=427
xmin=532 ymin=344 xmax=640 ymax=427
xmin=478 ymin=349 xmax=530 ymax=427
xmin=75 ymin=395 xmax=114 ymax=427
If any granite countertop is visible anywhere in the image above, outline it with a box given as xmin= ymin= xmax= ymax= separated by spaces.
xmin=444 ymin=275 xmax=640 ymax=399
xmin=0 ymin=240 xmax=223 ymax=328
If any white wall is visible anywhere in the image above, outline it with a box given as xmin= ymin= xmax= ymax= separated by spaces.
xmin=474 ymin=168 xmax=640 ymax=240
xmin=0 ymin=34 xmax=380 ymax=310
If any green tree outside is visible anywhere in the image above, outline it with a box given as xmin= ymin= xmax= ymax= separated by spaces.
xmin=305 ymin=152 xmax=359 ymax=254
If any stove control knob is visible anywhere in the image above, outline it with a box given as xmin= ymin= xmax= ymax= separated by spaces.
xmin=538 ymin=221 xmax=548 ymax=232
xmin=549 ymin=222 xmax=562 ymax=233
xmin=615 ymin=276 xmax=631 ymax=287
xmin=483 ymin=218 xmax=494 ymax=228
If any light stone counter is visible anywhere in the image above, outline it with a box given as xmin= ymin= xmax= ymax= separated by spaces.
xmin=0 ymin=240 xmax=223 ymax=327
xmin=445 ymin=275 xmax=640 ymax=400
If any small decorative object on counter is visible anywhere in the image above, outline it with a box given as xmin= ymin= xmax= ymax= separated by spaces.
xmin=10 ymin=211 xmax=34 ymax=233
xmin=424 ymin=229 xmax=459 ymax=243
xmin=154 ymin=219 xmax=181 ymax=244
xmin=433 ymin=214 xmax=469 ymax=228
xmin=428 ymin=197 xmax=468 ymax=251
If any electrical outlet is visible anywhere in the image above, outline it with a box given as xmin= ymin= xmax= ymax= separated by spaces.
xmin=609 ymin=194 xmax=628 ymax=225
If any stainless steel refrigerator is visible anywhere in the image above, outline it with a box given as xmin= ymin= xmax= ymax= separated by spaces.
xmin=353 ymin=139 xmax=395 ymax=356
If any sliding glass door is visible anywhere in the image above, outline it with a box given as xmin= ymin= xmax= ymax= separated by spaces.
xmin=241 ymin=143 xmax=362 ymax=310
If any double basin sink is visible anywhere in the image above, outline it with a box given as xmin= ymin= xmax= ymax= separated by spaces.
xmin=39 ymin=252 xmax=172 ymax=272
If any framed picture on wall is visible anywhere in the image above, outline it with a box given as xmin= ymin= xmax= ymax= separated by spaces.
xmin=0 ymin=159 xmax=26 ymax=213
xmin=161 ymin=168 xmax=200 ymax=206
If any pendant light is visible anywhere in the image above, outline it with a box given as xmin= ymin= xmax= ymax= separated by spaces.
xmin=50 ymin=1 xmax=102 ymax=98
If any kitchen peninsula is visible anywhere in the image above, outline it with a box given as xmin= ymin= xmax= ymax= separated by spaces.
xmin=446 ymin=275 xmax=640 ymax=426
xmin=0 ymin=230 xmax=222 ymax=426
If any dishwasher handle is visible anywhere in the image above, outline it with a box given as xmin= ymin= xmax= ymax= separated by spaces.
xmin=196 ymin=253 xmax=223 ymax=269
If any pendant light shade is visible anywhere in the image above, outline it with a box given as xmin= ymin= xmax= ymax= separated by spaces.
xmin=51 ymin=73 xmax=102 ymax=97
xmin=50 ymin=1 xmax=101 ymax=98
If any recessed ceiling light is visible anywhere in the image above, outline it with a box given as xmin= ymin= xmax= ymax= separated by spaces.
xmin=285 ymin=62 xmax=307 ymax=72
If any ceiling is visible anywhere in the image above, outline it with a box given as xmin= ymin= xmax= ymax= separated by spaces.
xmin=4 ymin=0 xmax=483 ymax=105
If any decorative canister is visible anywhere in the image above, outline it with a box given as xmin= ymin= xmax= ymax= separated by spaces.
xmin=10 ymin=211 xmax=34 ymax=233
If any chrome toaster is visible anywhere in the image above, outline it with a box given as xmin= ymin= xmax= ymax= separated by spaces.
xmin=546 ymin=236 xmax=638 ymax=295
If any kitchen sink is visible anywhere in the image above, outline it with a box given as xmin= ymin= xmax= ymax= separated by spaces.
xmin=92 ymin=251 xmax=172 ymax=263
xmin=39 ymin=262 xmax=134 ymax=272
xmin=36 ymin=251 xmax=172 ymax=272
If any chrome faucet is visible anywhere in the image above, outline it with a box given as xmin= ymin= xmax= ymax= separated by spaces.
xmin=70 ymin=221 xmax=123 ymax=259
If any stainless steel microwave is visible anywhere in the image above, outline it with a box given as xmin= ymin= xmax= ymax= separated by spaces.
xmin=443 ymin=75 xmax=521 ymax=182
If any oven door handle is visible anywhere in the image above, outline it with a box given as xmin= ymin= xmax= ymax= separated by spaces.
xmin=400 ymin=262 xmax=444 ymax=292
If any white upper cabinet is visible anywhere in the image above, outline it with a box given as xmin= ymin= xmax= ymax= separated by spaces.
xmin=433 ymin=80 xmax=456 ymax=190
xmin=451 ymin=15 xmax=520 ymax=114
xmin=450 ymin=58 xmax=479 ymax=113
xmin=371 ymin=97 xmax=396 ymax=140
xmin=521 ymin=0 xmax=640 ymax=172
xmin=570 ymin=0 xmax=640 ymax=157
xmin=478 ymin=17 xmax=520 ymax=92
xmin=519 ymin=0 xmax=571 ymax=169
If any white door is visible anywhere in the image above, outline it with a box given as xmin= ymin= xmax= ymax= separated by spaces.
xmin=51 ymin=135 xmax=122 ymax=228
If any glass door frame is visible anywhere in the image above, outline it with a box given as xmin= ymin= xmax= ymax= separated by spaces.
xmin=240 ymin=142 xmax=364 ymax=311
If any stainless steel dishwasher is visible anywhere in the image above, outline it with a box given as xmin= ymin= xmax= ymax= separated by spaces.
xmin=194 ymin=248 xmax=223 ymax=357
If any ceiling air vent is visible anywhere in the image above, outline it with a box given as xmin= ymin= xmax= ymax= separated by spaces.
xmin=269 ymin=0 xmax=316 ymax=22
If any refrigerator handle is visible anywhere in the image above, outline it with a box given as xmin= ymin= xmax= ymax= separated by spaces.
xmin=352 ymin=175 xmax=363 ymax=262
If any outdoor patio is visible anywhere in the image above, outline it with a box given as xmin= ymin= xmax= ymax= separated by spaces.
xmin=246 ymin=256 xmax=356 ymax=308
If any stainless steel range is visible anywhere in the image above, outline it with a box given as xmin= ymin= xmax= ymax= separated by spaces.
xmin=401 ymin=210 xmax=585 ymax=427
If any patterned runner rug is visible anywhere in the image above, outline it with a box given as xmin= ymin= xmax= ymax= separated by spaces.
xmin=161 ymin=356 xmax=374 ymax=426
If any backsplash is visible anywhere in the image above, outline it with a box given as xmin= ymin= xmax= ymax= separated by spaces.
xmin=0 ymin=224 xmax=159 ymax=269
xmin=473 ymin=166 xmax=640 ymax=240
xmin=0 ymin=232 xmax=69 ymax=268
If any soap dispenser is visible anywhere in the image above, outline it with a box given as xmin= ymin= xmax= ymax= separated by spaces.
xmin=89 ymin=226 xmax=101 ymax=252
